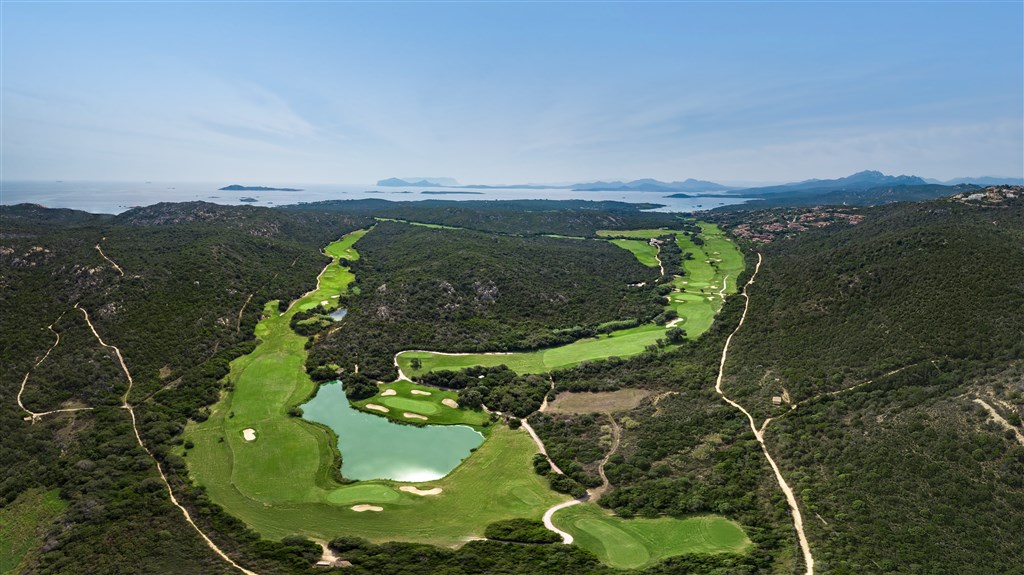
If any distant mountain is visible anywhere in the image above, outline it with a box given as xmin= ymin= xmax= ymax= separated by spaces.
xmin=220 ymin=184 xmax=302 ymax=192
xmin=572 ymin=178 xmax=733 ymax=193
xmin=924 ymin=176 xmax=1024 ymax=186
xmin=719 ymin=183 xmax=978 ymax=210
xmin=377 ymin=177 xmax=459 ymax=187
xmin=735 ymin=170 xmax=927 ymax=197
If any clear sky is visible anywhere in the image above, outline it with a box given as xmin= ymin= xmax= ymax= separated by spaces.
xmin=2 ymin=2 xmax=1022 ymax=185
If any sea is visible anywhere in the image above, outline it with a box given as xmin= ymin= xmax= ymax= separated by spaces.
xmin=0 ymin=181 xmax=752 ymax=215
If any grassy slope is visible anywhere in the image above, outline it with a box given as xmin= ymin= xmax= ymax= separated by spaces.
xmin=608 ymin=239 xmax=660 ymax=268
xmin=398 ymin=222 xmax=744 ymax=378
xmin=0 ymin=489 xmax=67 ymax=574
xmin=184 ymin=229 xmax=564 ymax=544
xmin=551 ymin=504 xmax=751 ymax=570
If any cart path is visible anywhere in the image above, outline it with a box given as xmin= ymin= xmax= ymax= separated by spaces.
xmin=712 ymin=254 xmax=814 ymax=575
xmin=77 ymin=304 xmax=260 ymax=575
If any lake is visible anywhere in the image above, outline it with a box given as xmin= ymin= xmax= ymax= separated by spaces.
xmin=301 ymin=381 xmax=484 ymax=482
xmin=0 ymin=180 xmax=752 ymax=214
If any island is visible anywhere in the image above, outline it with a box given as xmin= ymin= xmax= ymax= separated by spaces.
xmin=238 ymin=197 xmax=258 ymax=202
xmin=220 ymin=185 xmax=303 ymax=192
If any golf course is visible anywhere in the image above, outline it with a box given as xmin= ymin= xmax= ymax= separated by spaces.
xmin=550 ymin=504 xmax=752 ymax=569
xmin=397 ymin=222 xmax=745 ymax=378
xmin=183 ymin=228 xmax=568 ymax=544
xmin=182 ymin=222 xmax=753 ymax=565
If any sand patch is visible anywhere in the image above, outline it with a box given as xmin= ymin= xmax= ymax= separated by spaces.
xmin=410 ymin=389 xmax=432 ymax=396
xmin=320 ymin=300 xmax=329 ymax=306
xmin=442 ymin=398 xmax=459 ymax=409
xmin=381 ymin=389 xmax=398 ymax=396
xmin=399 ymin=486 xmax=443 ymax=496
xmin=350 ymin=504 xmax=383 ymax=512
xmin=404 ymin=412 xmax=428 ymax=420
xmin=242 ymin=428 xmax=257 ymax=442
xmin=366 ymin=404 xmax=389 ymax=413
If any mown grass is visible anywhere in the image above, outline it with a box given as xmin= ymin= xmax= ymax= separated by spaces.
xmin=551 ymin=504 xmax=752 ymax=569
xmin=608 ymin=239 xmax=660 ymax=268
xmin=400 ymin=222 xmax=744 ymax=378
xmin=353 ymin=380 xmax=489 ymax=427
xmin=0 ymin=488 xmax=67 ymax=574
xmin=184 ymin=229 xmax=564 ymax=545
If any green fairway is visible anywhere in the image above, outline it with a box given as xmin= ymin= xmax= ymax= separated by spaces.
xmin=608 ymin=239 xmax=660 ymax=268
xmin=551 ymin=504 xmax=752 ymax=569
xmin=183 ymin=228 xmax=566 ymax=545
xmin=354 ymin=380 xmax=489 ymax=426
xmin=0 ymin=489 xmax=66 ymax=574
xmin=398 ymin=323 xmax=671 ymax=377
xmin=596 ymin=228 xmax=678 ymax=239
xmin=400 ymin=222 xmax=744 ymax=378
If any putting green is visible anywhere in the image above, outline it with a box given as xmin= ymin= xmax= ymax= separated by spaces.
xmin=325 ymin=484 xmax=402 ymax=505
xmin=552 ymin=504 xmax=752 ymax=569
xmin=183 ymin=228 xmax=567 ymax=545
xmin=355 ymin=380 xmax=488 ymax=426
xmin=380 ymin=396 xmax=439 ymax=415
xmin=399 ymin=222 xmax=744 ymax=378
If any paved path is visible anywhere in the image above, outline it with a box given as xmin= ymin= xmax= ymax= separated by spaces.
xmin=712 ymin=254 xmax=814 ymax=575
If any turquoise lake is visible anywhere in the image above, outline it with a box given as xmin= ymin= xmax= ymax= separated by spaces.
xmin=301 ymin=381 xmax=484 ymax=482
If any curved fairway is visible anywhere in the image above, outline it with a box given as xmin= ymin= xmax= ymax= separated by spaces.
xmin=551 ymin=504 xmax=752 ymax=569
xmin=399 ymin=222 xmax=745 ymax=379
xmin=183 ymin=229 xmax=567 ymax=545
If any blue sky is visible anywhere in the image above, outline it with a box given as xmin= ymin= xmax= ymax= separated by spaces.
xmin=2 ymin=2 xmax=1022 ymax=185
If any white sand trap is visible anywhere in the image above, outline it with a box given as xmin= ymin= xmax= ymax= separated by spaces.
xmin=410 ymin=389 xmax=432 ymax=396
xmin=331 ymin=295 xmax=340 ymax=299
xmin=442 ymin=398 xmax=459 ymax=409
xmin=242 ymin=428 xmax=257 ymax=442
xmin=350 ymin=504 xmax=383 ymax=512
xmin=366 ymin=404 xmax=389 ymax=413
xmin=381 ymin=389 xmax=398 ymax=396
xmin=320 ymin=300 xmax=329 ymax=306
xmin=400 ymin=486 xmax=443 ymax=496
xmin=404 ymin=412 xmax=428 ymax=420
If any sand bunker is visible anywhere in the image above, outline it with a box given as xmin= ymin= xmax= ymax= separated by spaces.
xmin=404 ymin=412 xmax=428 ymax=420
xmin=400 ymin=486 xmax=443 ymax=496
xmin=410 ymin=390 xmax=432 ymax=396
xmin=366 ymin=404 xmax=389 ymax=413
xmin=350 ymin=504 xmax=383 ymax=512
xmin=442 ymin=398 xmax=459 ymax=409
xmin=320 ymin=300 xmax=329 ymax=306
xmin=242 ymin=428 xmax=257 ymax=442
xmin=381 ymin=389 xmax=398 ymax=396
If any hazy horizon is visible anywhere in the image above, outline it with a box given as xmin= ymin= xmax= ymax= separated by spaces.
xmin=3 ymin=3 xmax=1022 ymax=184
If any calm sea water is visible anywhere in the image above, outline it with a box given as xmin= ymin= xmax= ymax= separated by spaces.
xmin=301 ymin=381 xmax=483 ymax=482
xmin=0 ymin=180 xmax=750 ymax=214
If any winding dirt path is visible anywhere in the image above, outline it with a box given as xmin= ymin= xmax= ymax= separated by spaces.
xmin=77 ymin=304 xmax=259 ymax=575
xmin=654 ymin=242 xmax=665 ymax=276
xmin=520 ymin=418 xmax=566 ymax=475
xmin=713 ymin=254 xmax=814 ymax=575
xmin=974 ymin=398 xmax=1024 ymax=446
xmin=15 ymin=312 xmax=95 ymax=422
xmin=587 ymin=413 xmax=620 ymax=502
xmin=95 ymin=244 xmax=125 ymax=276
xmin=235 ymin=293 xmax=254 ymax=333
